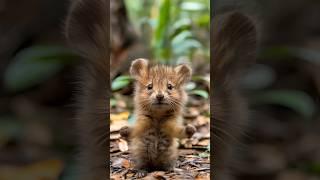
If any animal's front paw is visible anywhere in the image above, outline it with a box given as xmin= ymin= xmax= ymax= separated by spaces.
xmin=136 ymin=169 xmax=148 ymax=178
xmin=185 ymin=124 xmax=196 ymax=138
xmin=119 ymin=126 xmax=131 ymax=138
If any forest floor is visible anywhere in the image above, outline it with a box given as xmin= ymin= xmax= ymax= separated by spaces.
xmin=110 ymin=92 xmax=210 ymax=180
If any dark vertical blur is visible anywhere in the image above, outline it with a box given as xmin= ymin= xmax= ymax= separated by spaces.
xmin=0 ymin=0 xmax=79 ymax=179
xmin=213 ymin=0 xmax=320 ymax=179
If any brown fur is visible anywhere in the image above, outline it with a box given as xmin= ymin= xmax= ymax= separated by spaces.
xmin=65 ymin=0 xmax=108 ymax=179
xmin=120 ymin=59 xmax=195 ymax=175
xmin=211 ymin=12 xmax=257 ymax=179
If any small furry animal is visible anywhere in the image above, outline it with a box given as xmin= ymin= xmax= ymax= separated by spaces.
xmin=120 ymin=59 xmax=196 ymax=177
xmin=211 ymin=12 xmax=257 ymax=179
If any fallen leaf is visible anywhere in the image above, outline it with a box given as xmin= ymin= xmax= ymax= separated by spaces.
xmin=152 ymin=171 xmax=166 ymax=180
xmin=194 ymin=116 xmax=209 ymax=127
xmin=180 ymin=139 xmax=193 ymax=148
xmin=197 ymin=139 xmax=209 ymax=146
xmin=118 ymin=139 xmax=129 ymax=152
xmin=126 ymin=173 xmax=134 ymax=178
xmin=195 ymin=173 xmax=210 ymax=180
xmin=117 ymin=100 xmax=127 ymax=109
xmin=110 ymin=133 xmax=121 ymax=140
xmin=121 ymin=159 xmax=133 ymax=169
xmin=184 ymin=107 xmax=200 ymax=119
xmin=110 ymin=120 xmax=129 ymax=132
xmin=110 ymin=112 xmax=130 ymax=122
xmin=112 ymin=158 xmax=125 ymax=168
xmin=110 ymin=174 xmax=122 ymax=180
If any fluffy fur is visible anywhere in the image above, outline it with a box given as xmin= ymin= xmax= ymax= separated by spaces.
xmin=211 ymin=12 xmax=257 ymax=179
xmin=120 ymin=59 xmax=196 ymax=177
xmin=65 ymin=0 xmax=108 ymax=179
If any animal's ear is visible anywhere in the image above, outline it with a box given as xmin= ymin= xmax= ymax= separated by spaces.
xmin=65 ymin=0 xmax=108 ymax=60
xmin=130 ymin=59 xmax=149 ymax=79
xmin=211 ymin=12 xmax=257 ymax=84
xmin=174 ymin=64 xmax=192 ymax=85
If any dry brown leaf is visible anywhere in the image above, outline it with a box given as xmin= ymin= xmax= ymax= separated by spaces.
xmin=192 ymin=138 xmax=199 ymax=145
xmin=152 ymin=171 xmax=166 ymax=179
xmin=203 ymin=132 xmax=210 ymax=139
xmin=110 ymin=111 xmax=130 ymax=122
xmin=126 ymin=173 xmax=134 ymax=178
xmin=112 ymin=158 xmax=124 ymax=168
xmin=195 ymin=116 xmax=209 ymax=127
xmin=110 ymin=141 xmax=120 ymax=153
xmin=117 ymin=100 xmax=127 ymax=109
xmin=197 ymin=139 xmax=209 ymax=146
xmin=195 ymin=173 xmax=210 ymax=180
xmin=184 ymin=107 xmax=200 ymax=119
xmin=180 ymin=139 xmax=193 ymax=148
xmin=121 ymin=159 xmax=133 ymax=169
xmin=118 ymin=139 xmax=129 ymax=152
xmin=185 ymin=155 xmax=197 ymax=158
xmin=110 ymin=120 xmax=129 ymax=132
xmin=110 ymin=133 xmax=121 ymax=140
xmin=110 ymin=174 xmax=122 ymax=180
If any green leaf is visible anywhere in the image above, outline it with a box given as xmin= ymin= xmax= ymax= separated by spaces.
xmin=172 ymin=39 xmax=202 ymax=55
xmin=0 ymin=116 xmax=23 ymax=145
xmin=291 ymin=47 xmax=320 ymax=64
xmin=181 ymin=2 xmax=206 ymax=11
xmin=170 ymin=18 xmax=192 ymax=38
xmin=240 ymin=64 xmax=276 ymax=90
xmin=111 ymin=75 xmax=134 ymax=91
xmin=259 ymin=46 xmax=320 ymax=64
xmin=196 ymin=14 xmax=210 ymax=27
xmin=61 ymin=160 xmax=78 ymax=180
xmin=110 ymin=99 xmax=117 ymax=107
xmin=152 ymin=0 xmax=171 ymax=61
xmin=128 ymin=114 xmax=136 ymax=125
xmin=171 ymin=30 xmax=193 ymax=46
xmin=184 ymin=82 xmax=196 ymax=91
xmin=4 ymin=46 xmax=77 ymax=92
xmin=113 ymin=75 xmax=134 ymax=82
xmin=111 ymin=80 xmax=130 ymax=91
xmin=189 ymin=89 xmax=209 ymax=99
xmin=198 ymin=151 xmax=210 ymax=158
xmin=251 ymin=90 xmax=316 ymax=118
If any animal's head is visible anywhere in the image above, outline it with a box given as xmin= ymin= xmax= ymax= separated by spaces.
xmin=130 ymin=59 xmax=192 ymax=113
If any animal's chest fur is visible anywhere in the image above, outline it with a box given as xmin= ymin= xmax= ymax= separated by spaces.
xmin=141 ymin=128 xmax=173 ymax=159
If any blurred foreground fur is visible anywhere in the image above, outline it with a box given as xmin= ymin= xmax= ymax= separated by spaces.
xmin=65 ymin=0 xmax=108 ymax=179
xmin=211 ymin=12 xmax=257 ymax=179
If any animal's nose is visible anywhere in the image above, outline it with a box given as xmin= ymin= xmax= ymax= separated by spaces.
xmin=156 ymin=93 xmax=164 ymax=101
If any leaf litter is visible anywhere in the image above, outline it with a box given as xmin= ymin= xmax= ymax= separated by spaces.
xmin=110 ymin=94 xmax=210 ymax=179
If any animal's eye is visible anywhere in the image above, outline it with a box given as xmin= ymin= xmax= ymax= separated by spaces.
xmin=147 ymin=83 xmax=153 ymax=90
xmin=167 ymin=84 xmax=173 ymax=90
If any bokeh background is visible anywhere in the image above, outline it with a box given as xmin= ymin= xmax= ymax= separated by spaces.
xmin=0 ymin=0 xmax=210 ymax=179
xmin=214 ymin=0 xmax=320 ymax=179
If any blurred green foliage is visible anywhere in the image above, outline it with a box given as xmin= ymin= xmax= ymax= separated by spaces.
xmin=125 ymin=0 xmax=210 ymax=64
xmin=240 ymin=45 xmax=319 ymax=120
xmin=251 ymin=90 xmax=316 ymax=119
xmin=4 ymin=46 xmax=78 ymax=93
xmin=111 ymin=75 xmax=134 ymax=91
xmin=112 ymin=0 xmax=210 ymax=100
